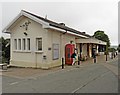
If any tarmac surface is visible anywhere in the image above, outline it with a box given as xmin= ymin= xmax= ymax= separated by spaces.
xmin=2 ymin=54 xmax=116 ymax=78
xmin=1 ymin=54 xmax=118 ymax=93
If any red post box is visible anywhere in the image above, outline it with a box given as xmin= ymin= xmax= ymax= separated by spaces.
xmin=65 ymin=44 xmax=75 ymax=65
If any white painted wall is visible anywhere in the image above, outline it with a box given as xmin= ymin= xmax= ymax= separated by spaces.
xmin=82 ymin=44 xmax=87 ymax=57
xmin=9 ymin=16 xmax=77 ymax=68
xmin=10 ymin=16 xmax=49 ymax=68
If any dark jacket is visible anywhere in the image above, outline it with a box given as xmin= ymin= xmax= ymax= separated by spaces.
xmin=71 ymin=53 xmax=76 ymax=58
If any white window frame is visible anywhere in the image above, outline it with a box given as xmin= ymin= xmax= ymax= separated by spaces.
xmin=22 ymin=38 xmax=26 ymax=50
xmin=13 ymin=38 xmax=31 ymax=52
xmin=53 ymin=44 xmax=59 ymax=60
xmin=18 ymin=39 xmax=21 ymax=50
xmin=36 ymin=38 xmax=42 ymax=51
xmin=14 ymin=39 xmax=17 ymax=50
xmin=27 ymin=38 xmax=30 ymax=51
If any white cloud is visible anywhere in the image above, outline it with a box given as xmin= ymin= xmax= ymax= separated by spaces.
xmin=2 ymin=2 xmax=118 ymax=45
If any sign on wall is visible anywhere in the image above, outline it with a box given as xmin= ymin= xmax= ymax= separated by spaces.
xmin=53 ymin=44 xmax=59 ymax=60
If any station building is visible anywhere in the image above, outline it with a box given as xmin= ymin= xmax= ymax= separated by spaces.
xmin=3 ymin=10 xmax=106 ymax=69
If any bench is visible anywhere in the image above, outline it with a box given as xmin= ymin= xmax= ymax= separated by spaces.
xmin=0 ymin=63 xmax=7 ymax=70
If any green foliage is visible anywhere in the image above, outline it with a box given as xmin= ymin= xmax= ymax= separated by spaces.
xmin=0 ymin=37 xmax=10 ymax=64
xmin=93 ymin=30 xmax=110 ymax=47
xmin=117 ymin=44 xmax=120 ymax=52
xmin=108 ymin=47 xmax=116 ymax=52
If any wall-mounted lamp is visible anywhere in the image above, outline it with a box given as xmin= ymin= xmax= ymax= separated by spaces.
xmin=43 ymin=55 xmax=47 ymax=60
xmin=70 ymin=41 xmax=73 ymax=44
xmin=24 ymin=32 xmax=28 ymax=36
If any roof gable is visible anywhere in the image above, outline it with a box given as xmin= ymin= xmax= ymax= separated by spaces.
xmin=22 ymin=10 xmax=91 ymax=38
xmin=3 ymin=10 xmax=91 ymax=38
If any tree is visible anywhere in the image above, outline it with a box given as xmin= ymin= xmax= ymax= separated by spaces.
xmin=93 ymin=30 xmax=110 ymax=47
xmin=0 ymin=37 xmax=10 ymax=64
xmin=117 ymin=44 xmax=120 ymax=52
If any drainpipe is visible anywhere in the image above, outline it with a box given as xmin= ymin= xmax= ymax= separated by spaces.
xmin=106 ymin=45 xmax=108 ymax=61
xmin=60 ymin=30 xmax=67 ymax=68
xmin=79 ymin=43 xmax=82 ymax=64
xmin=35 ymin=52 xmax=37 ymax=68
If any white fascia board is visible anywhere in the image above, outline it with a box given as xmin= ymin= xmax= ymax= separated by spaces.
xmin=22 ymin=11 xmax=49 ymax=27
xmin=97 ymin=41 xmax=107 ymax=45
xmin=45 ymin=25 xmax=67 ymax=33
xmin=4 ymin=31 xmax=11 ymax=34
xmin=67 ymin=31 xmax=89 ymax=38
xmin=45 ymin=26 xmax=89 ymax=38
xmin=90 ymin=38 xmax=107 ymax=45
xmin=76 ymin=38 xmax=106 ymax=45
xmin=76 ymin=38 xmax=90 ymax=43
xmin=2 ymin=11 xmax=49 ymax=33
xmin=2 ymin=13 xmax=22 ymax=33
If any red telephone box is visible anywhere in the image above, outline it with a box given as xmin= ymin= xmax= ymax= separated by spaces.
xmin=65 ymin=44 xmax=75 ymax=65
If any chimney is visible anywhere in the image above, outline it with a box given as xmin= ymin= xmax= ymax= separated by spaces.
xmin=59 ymin=23 xmax=65 ymax=26
xmin=82 ymin=32 xmax=86 ymax=34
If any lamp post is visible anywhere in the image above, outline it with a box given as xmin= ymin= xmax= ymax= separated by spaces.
xmin=62 ymin=57 xmax=64 ymax=69
xmin=78 ymin=55 xmax=80 ymax=65
xmin=79 ymin=43 xmax=82 ymax=65
xmin=106 ymin=45 xmax=108 ymax=61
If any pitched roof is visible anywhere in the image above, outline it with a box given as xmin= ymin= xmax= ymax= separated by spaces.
xmin=22 ymin=10 xmax=91 ymax=38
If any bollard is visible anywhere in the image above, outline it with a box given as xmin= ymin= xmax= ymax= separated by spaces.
xmin=94 ymin=58 xmax=96 ymax=63
xmin=62 ymin=58 xmax=64 ymax=69
xmin=111 ymin=52 xmax=113 ymax=59
xmin=106 ymin=54 xmax=107 ymax=61
xmin=78 ymin=55 xmax=80 ymax=65
xmin=78 ymin=60 xmax=80 ymax=65
xmin=2 ymin=64 xmax=7 ymax=70
xmin=93 ymin=55 xmax=96 ymax=63
xmin=114 ymin=54 xmax=115 ymax=58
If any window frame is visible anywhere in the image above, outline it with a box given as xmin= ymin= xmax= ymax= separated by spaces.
xmin=22 ymin=38 xmax=26 ymax=50
xmin=53 ymin=44 xmax=59 ymax=60
xmin=18 ymin=38 xmax=21 ymax=50
xmin=36 ymin=38 xmax=42 ymax=51
xmin=27 ymin=38 xmax=30 ymax=51
xmin=14 ymin=39 xmax=17 ymax=50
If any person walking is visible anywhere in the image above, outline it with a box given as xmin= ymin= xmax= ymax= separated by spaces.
xmin=71 ymin=52 xmax=77 ymax=65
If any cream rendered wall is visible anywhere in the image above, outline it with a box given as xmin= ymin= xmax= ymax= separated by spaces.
xmin=10 ymin=16 xmax=48 ymax=68
xmin=46 ymin=29 xmax=76 ymax=68
xmin=62 ymin=33 xmax=76 ymax=58
xmin=96 ymin=45 xmax=99 ymax=54
xmin=82 ymin=44 xmax=87 ymax=57
xmin=76 ymin=43 xmax=80 ymax=54
xmin=46 ymin=29 xmax=61 ymax=68
xmin=10 ymin=16 xmax=77 ymax=68
xmin=89 ymin=44 xmax=92 ymax=57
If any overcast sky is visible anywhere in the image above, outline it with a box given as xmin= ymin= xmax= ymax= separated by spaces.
xmin=1 ymin=1 xmax=118 ymax=45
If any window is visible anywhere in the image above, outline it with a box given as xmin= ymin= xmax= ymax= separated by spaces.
xmin=14 ymin=39 xmax=17 ymax=50
xmin=18 ymin=39 xmax=21 ymax=50
xmin=27 ymin=38 xmax=30 ymax=50
xmin=67 ymin=48 xmax=70 ymax=58
xmin=36 ymin=38 xmax=42 ymax=51
xmin=23 ymin=39 xmax=26 ymax=50
xmin=14 ymin=38 xmax=30 ymax=51
xmin=53 ymin=44 xmax=59 ymax=60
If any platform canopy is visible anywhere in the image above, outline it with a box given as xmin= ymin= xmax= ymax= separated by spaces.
xmin=76 ymin=37 xmax=107 ymax=45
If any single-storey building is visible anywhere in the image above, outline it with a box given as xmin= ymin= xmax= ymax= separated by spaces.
xmin=3 ymin=10 xmax=106 ymax=69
